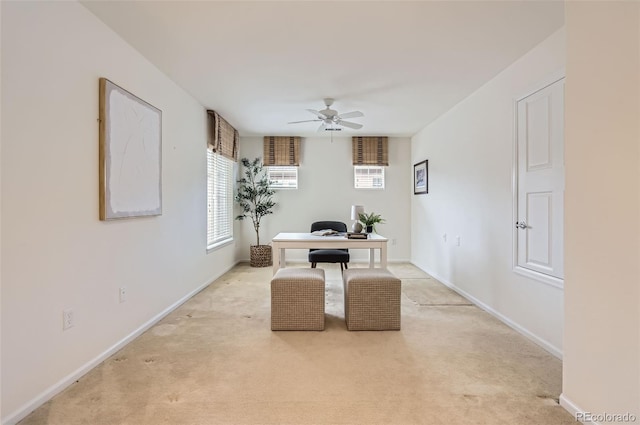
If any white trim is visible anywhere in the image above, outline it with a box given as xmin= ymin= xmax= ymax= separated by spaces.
xmin=559 ymin=395 xmax=638 ymax=424
xmin=207 ymin=237 xmax=234 ymax=253
xmin=514 ymin=265 xmax=564 ymax=289
xmin=515 ymin=69 xmax=565 ymax=103
xmin=511 ymin=73 xmax=566 ymax=290
xmin=2 ymin=262 xmax=240 ymax=425
xmin=559 ymin=394 xmax=601 ymax=425
xmin=414 ymin=263 xmax=563 ymax=359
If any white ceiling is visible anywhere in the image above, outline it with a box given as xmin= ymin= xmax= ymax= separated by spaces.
xmin=82 ymin=1 xmax=564 ymax=137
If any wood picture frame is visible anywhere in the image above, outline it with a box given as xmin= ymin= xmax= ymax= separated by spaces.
xmin=414 ymin=160 xmax=428 ymax=194
xmin=99 ymin=78 xmax=162 ymax=220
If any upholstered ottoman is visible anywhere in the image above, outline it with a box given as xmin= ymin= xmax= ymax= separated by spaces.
xmin=271 ymin=268 xmax=325 ymax=331
xmin=343 ymin=268 xmax=401 ymax=331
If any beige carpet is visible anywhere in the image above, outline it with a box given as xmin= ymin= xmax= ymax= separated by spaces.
xmin=19 ymin=263 xmax=574 ymax=425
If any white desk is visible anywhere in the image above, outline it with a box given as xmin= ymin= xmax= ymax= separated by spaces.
xmin=271 ymin=232 xmax=388 ymax=274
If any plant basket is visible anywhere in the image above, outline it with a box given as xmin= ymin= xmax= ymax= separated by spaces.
xmin=250 ymin=245 xmax=272 ymax=267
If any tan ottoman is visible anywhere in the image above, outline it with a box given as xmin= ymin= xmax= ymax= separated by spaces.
xmin=271 ymin=268 xmax=325 ymax=331
xmin=343 ymin=268 xmax=401 ymax=331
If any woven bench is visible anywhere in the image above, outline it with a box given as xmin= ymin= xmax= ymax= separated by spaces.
xmin=343 ymin=268 xmax=401 ymax=331
xmin=271 ymin=268 xmax=325 ymax=331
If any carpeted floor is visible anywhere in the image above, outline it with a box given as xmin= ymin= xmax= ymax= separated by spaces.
xmin=19 ymin=263 xmax=575 ymax=425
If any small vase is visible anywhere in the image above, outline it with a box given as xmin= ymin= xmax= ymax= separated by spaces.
xmin=365 ymin=225 xmax=373 ymax=233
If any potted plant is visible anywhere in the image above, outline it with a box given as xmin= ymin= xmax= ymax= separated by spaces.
xmin=358 ymin=212 xmax=385 ymax=233
xmin=235 ymin=157 xmax=276 ymax=267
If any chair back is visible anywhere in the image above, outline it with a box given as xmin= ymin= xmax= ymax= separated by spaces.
xmin=309 ymin=221 xmax=348 ymax=254
xmin=310 ymin=221 xmax=347 ymax=233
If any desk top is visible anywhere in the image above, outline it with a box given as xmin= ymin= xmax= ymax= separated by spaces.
xmin=272 ymin=232 xmax=387 ymax=242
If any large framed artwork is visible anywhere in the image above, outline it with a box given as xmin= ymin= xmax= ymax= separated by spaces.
xmin=99 ymin=78 xmax=162 ymax=220
xmin=414 ymin=160 xmax=428 ymax=194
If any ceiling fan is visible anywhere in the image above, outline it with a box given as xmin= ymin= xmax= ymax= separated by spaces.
xmin=288 ymin=98 xmax=364 ymax=132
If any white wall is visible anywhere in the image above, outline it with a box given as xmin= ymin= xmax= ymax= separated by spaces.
xmin=0 ymin=1 xmax=3 ymax=421
xmin=562 ymin=2 xmax=640 ymax=419
xmin=1 ymin=2 xmax=236 ymax=422
xmin=410 ymin=28 xmax=566 ymax=354
xmin=236 ymin=136 xmax=411 ymax=263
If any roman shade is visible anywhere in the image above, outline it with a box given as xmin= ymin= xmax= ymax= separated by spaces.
xmin=352 ymin=136 xmax=388 ymax=166
xmin=263 ymin=136 xmax=301 ymax=166
xmin=207 ymin=110 xmax=239 ymax=162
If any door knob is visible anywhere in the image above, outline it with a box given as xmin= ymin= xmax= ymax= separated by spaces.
xmin=515 ymin=221 xmax=528 ymax=229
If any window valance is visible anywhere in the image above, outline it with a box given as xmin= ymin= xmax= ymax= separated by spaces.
xmin=352 ymin=136 xmax=388 ymax=166
xmin=207 ymin=110 xmax=239 ymax=162
xmin=263 ymin=136 xmax=301 ymax=166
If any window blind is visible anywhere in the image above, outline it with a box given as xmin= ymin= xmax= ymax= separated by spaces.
xmin=354 ymin=165 xmax=385 ymax=189
xmin=263 ymin=136 xmax=301 ymax=166
xmin=207 ymin=150 xmax=234 ymax=248
xmin=268 ymin=166 xmax=298 ymax=189
xmin=207 ymin=110 xmax=239 ymax=162
xmin=352 ymin=136 xmax=389 ymax=166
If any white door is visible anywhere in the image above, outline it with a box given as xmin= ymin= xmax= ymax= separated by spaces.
xmin=516 ymin=78 xmax=564 ymax=281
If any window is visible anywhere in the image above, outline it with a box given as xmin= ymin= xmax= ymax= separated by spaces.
xmin=207 ymin=150 xmax=234 ymax=249
xmin=268 ymin=166 xmax=298 ymax=189
xmin=354 ymin=166 xmax=385 ymax=189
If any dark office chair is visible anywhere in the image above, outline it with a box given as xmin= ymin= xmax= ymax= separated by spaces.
xmin=309 ymin=221 xmax=350 ymax=272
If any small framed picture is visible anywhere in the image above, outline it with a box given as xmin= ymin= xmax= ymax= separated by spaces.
xmin=414 ymin=160 xmax=428 ymax=194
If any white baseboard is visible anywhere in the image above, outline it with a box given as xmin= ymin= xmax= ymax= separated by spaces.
xmin=559 ymin=394 xmax=638 ymax=424
xmin=2 ymin=262 xmax=240 ymax=425
xmin=559 ymin=394 xmax=584 ymax=423
xmin=560 ymin=394 xmax=603 ymax=425
xmin=413 ymin=264 xmax=563 ymax=359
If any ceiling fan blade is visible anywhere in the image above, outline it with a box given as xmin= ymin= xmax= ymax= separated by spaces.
xmin=306 ymin=109 xmax=327 ymax=120
xmin=288 ymin=119 xmax=321 ymax=124
xmin=317 ymin=122 xmax=327 ymax=132
xmin=337 ymin=120 xmax=363 ymax=130
xmin=337 ymin=111 xmax=364 ymax=119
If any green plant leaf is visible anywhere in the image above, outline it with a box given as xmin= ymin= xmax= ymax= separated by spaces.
xmin=234 ymin=157 xmax=277 ymax=246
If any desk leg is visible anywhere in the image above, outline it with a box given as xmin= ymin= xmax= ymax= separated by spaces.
xmin=272 ymin=244 xmax=280 ymax=275
xmin=369 ymin=248 xmax=375 ymax=268
xmin=380 ymin=244 xmax=387 ymax=269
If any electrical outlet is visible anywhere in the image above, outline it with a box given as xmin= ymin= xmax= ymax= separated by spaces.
xmin=119 ymin=287 xmax=126 ymax=303
xmin=63 ymin=309 xmax=74 ymax=331
xmin=391 ymin=238 xmax=397 ymax=245
xmin=456 ymin=236 xmax=461 ymax=246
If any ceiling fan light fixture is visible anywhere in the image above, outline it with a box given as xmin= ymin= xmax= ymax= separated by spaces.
xmin=289 ymin=98 xmax=364 ymax=131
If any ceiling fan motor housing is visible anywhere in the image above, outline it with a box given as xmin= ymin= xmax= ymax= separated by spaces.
xmin=320 ymin=109 xmax=338 ymax=119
